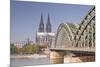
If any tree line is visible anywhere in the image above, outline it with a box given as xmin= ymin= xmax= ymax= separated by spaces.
xmin=10 ymin=43 xmax=47 ymax=55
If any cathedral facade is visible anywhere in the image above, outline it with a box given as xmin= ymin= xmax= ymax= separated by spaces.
xmin=36 ymin=14 xmax=55 ymax=48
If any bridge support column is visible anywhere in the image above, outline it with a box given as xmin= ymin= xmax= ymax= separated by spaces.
xmin=79 ymin=56 xmax=95 ymax=62
xmin=50 ymin=51 xmax=65 ymax=64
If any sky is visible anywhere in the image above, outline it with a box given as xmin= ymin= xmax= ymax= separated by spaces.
xmin=10 ymin=0 xmax=93 ymax=43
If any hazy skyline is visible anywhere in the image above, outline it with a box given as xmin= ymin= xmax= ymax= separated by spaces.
xmin=11 ymin=0 xmax=93 ymax=43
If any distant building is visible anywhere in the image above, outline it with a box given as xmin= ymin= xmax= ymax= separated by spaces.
xmin=13 ymin=40 xmax=34 ymax=48
xmin=36 ymin=13 xmax=55 ymax=48
xmin=13 ymin=42 xmax=24 ymax=48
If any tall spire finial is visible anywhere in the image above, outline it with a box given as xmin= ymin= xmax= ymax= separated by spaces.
xmin=46 ymin=13 xmax=51 ymax=32
xmin=47 ymin=13 xmax=50 ymax=24
xmin=40 ymin=13 xmax=43 ymax=24
xmin=38 ymin=13 xmax=44 ymax=32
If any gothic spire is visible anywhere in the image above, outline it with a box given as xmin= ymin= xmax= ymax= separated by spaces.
xmin=47 ymin=13 xmax=50 ymax=24
xmin=40 ymin=13 xmax=43 ymax=24
xmin=46 ymin=13 xmax=51 ymax=32
xmin=38 ymin=13 xmax=44 ymax=32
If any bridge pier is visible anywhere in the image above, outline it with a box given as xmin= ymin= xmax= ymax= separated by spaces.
xmin=50 ymin=51 xmax=65 ymax=64
xmin=50 ymin=49 xmax=95 ymax=64
xmin=79 ymin=56 xmax=95 ymax=62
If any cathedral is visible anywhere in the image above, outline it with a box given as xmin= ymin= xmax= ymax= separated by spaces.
xmin=36 ymin=14 xmax=55 ymax=48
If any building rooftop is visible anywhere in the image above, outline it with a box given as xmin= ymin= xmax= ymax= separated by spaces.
xmin=37 ymin=32 xmax=55 ymax=36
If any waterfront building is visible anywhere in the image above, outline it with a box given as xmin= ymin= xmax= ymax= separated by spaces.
xmin=13 ymin=40 xmax=34 ymax=48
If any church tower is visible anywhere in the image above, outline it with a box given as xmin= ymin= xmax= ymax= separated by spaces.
xmin=38 ymin=14 xmax=44 ymax=32
xmin=46 ymin=14 xmax=51 ymax=33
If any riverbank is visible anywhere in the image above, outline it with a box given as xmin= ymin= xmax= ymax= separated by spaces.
xmin=11 ymin=54 xmax=48 ymax=59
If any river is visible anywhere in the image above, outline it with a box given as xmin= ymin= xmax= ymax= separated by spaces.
xmin=10 ymin=57 xmax=50 ymax=67
xmin=10 ymin=54 xmax=76 ymax=67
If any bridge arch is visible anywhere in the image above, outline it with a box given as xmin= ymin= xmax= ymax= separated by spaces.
xmin=73 ymin=6 xmax=95 ymax=48
xmin=51 ymin=6 xmax=95 ymax=51
xmin=54 ymin=23 xmax=78 ymax=48
xmin=50 ymin=6 xmax=95 ymax=64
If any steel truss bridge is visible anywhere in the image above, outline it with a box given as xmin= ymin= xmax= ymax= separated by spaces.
xmin=50 ymin=6 xmax=95 ymax=53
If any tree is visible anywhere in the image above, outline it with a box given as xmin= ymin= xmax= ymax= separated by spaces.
xmin=21 ymin=44 xmax=40 ymax=54
xmin=10 ymin=43 xmax=18 ymax=54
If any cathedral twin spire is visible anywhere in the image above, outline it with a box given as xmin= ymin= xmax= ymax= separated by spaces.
xmin=38 ymin=14 xmax=44 ymax=32
xmin=38 ymin=13 xmax=51 ymax=33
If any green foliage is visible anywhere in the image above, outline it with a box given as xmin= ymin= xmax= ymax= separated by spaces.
xmin=20 ymin=44 xmax=40 ymax=54
xmin=10 ymin=44 xmax=18 ymax=54
xmin=10 ymin=43 xmax=40 ymax=55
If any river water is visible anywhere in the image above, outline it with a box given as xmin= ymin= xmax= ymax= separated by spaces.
xmin=10 ymin=58 xmax=50 ymax=67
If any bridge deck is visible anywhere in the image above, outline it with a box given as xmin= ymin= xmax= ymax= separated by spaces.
xmin=50 ymin=47 xmax=95 ymax=53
